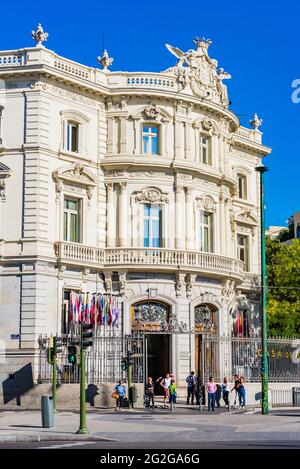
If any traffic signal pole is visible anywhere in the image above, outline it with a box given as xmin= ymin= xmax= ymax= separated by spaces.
xmin=52 ymin=355 xmax=57 ymax=414
xmin=77 ymin=321 xmax=93 ymax=434
xmin=256 ymin=165 xmax=269 ymax=415
xmin=127 ymin=363 xmax=132 ymax=409
xmin=77 ymin=346 xmax=88 ymax=434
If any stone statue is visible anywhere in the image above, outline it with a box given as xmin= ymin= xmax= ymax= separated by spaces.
xmin=165 ymin=37 xmax=231 ymax=107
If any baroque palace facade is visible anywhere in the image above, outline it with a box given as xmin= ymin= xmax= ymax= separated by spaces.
xmin=0 ymin=25 xmax=271 ymax=387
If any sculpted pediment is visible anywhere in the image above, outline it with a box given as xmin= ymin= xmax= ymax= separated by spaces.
xmin=53 ymin=163 xmax=96 ymax=186
xmin=234 ymin=208 xmax=258 ymax=226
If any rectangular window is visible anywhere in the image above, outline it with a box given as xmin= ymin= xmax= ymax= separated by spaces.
xmin=143 ymin=204 xmax=162 ymax=247
xmin=199 ymin=136 xmax=210 ymax=165
xmin=237 ymin=174 xmax=247 ymax=199
xmin=142 ymin=125 xmax=159 ymax=155
xmin=237 ymin=235 xmax=249 ymax=270
xmin=200 ymin=211 xmax=213 ymax=252
xmin=65 ymin=121 xmax=79 ymax=153
xmin=63 ymin=198 xmax=81 ymax=242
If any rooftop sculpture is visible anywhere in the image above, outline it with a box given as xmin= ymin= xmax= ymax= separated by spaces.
xmin=165 ymin=37 xmax=231 ymax=107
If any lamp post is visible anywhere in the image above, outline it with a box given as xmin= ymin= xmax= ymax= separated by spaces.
xmin=256 ymin=165 xmax=269 ymax=415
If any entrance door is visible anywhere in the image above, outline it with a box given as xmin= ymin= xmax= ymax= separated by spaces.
xmin=146 ymin=334 xmax=170 ymax=395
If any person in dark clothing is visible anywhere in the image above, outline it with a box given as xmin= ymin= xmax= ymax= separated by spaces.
xmin=186 ymin=371 xmax=196 ymax=405
xmin=194 ymin=377 xmax=203 ymax=406
xmin=145 ymin=376 xmax=155 ymax=408
xmin=215 ymin=383 xmax=222 ymax=407
xmin=231 ymin=374 xmax=240 ymax=408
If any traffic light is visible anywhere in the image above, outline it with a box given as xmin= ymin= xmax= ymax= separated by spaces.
xmin=53 ymin=336 xmax=62 ymax=355
xmin=68 ymin=345 xmax=77 ymax=365
xmin=81 ymin=323 xmax=93 ymax=348
xmin=127 ymin=351 xmax=135 ymax=366
xmin=121 ymin=357 xmax=128 ymax=371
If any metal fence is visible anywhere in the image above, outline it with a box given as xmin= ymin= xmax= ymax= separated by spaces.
xmin=201 ymin=336 xmax=300 ymax=383
xmin=271 ymin=389 xmax=293 ymax=407
xmin=38 ymin=334 xmax=145 ymax=385
xmin=38 ymin=333 xmax=300 ymax=384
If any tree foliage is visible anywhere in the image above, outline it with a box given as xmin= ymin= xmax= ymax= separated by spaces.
xmin=266 ymin=237 xmax=300 ymax=337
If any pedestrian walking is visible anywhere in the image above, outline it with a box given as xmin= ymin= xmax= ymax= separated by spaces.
xmin=113 ymin=380 xmax=126 ymax=411
xmin=169 ymin=378 xmax=177 ymax=411
xmin=186 ymin=371 xmax=196 ymax=405
xmin=158 ymin=373 xmax=171 ymax=408
xmin=231 ymin=374 xmax=240 ymax=408
xmin=221 ymin=376 xmax=230 ymax=407
xmin=145 ymin=376 xmax=155 ymax=409
xmin=238 ymin=376 xmax=246 ymax=409
xmin=206 ymin=376 xmax=217 ymax=412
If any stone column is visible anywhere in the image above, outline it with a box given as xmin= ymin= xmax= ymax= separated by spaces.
xmin=224 ymin=197 xmax=231 ymax=256
xmin=184 ymin=122 xmax=192 ymax=160
xmin=119 ymin=116 xmax=127 ymax=153
xmin=219 ymin=136 xmax=224 ymax=173
xmin=132 ymin=118 xmax=141 ymax=154
xmin=106 ymin=183 xmax=115 ymax=247
xmin=175 ymin=185 xmax=185 ymax=249
xmin=174 ymin=120 xmax=183 ymax=159
xmin=107 ymin=117 xmax=115 ymax=154
xmin=185 ymin=187 xmax=194 ymax=250
xmin=118 ymin=183 xmax=128 ymax=247
xmin=219 ymin=193 xmax=226 ymax=255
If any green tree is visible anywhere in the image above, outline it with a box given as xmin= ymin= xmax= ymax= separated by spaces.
xmin=266 ymin=238 xmax=300 ymax=337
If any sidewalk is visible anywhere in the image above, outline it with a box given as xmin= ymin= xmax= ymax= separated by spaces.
xmin=1 ymin=405 xmax=300 ymax=444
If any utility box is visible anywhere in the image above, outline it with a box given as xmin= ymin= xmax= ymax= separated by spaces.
xmin=292 ymin=387 xmax=300 ymax=406
xmin=41 ymin=394 xmax=54 ymax=428
xmin=129 ymin=386 xmax=137 ymax=405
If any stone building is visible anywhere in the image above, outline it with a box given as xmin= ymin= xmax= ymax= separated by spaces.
xmin=0 ymin=26 xmax=272 ymax=393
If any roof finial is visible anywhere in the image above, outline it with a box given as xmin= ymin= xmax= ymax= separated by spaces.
xmin=97 ymin=49 xmax=113 ymax=72
xmin=250 ymin=113 xmax=263 ymax=130
xmin=31 ymin=23 xmax=49 ymax=47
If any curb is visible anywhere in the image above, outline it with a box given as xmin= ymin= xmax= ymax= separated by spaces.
xmin=0 ymin=433 xmax=119 ymax=443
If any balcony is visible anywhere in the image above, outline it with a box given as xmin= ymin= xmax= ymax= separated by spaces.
xmin=240 ymin=272 xmax=260 ymax=290
xmin=54 ymin=242 xmax=245 ymax=281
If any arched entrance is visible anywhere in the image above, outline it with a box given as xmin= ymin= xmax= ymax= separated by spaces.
xmin=131 ymin=301 xmax=171 ymax=394
xmin=194 ymin=304 xmax=218 ymax=384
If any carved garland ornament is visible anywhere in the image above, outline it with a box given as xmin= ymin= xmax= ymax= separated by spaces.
xmin=136 ymin=187 xmax=169 ymax=203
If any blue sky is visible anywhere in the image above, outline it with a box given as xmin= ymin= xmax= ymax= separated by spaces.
xmin=1 ymin=0 xmax=299 ymax=227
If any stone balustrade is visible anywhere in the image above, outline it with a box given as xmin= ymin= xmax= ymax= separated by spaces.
xmin=0 ymin=51 xmax=27 ymax=66
xmin=240 ymin=272 xmax=260 ymax=290
xmin=54 ymin=242 xmax=245 ymax=280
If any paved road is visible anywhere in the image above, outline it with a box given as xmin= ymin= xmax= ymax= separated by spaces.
xmin=1 ymin=439 xmax=300 ymax=449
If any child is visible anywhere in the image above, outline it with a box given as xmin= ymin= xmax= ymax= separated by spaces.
xmin=169 ymin=378 xmax=177 ymax=410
